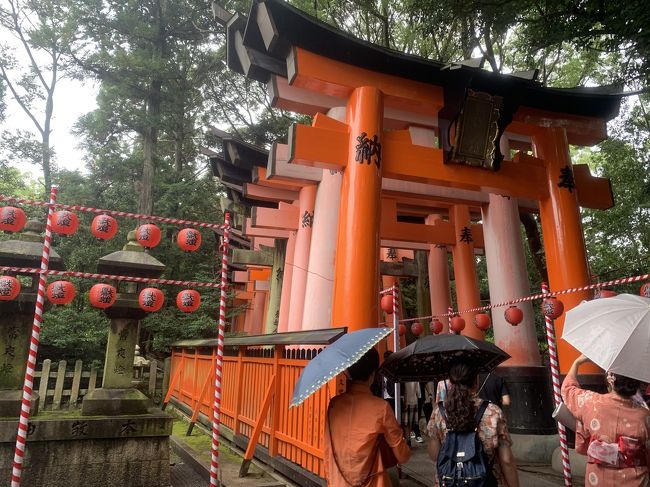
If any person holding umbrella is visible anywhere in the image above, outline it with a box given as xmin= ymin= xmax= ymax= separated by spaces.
xmin=561 ymin=354 xmax=650 ymax=486
xmin=324 ymin=347 xmax=411 ymax=487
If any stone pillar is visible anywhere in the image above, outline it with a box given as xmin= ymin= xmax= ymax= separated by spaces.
xmin=82 ymin=232 xmax=165 ymax=416
xmin=301 ymin=107 xmax=345 ymax=330
xmin=264 ymin=239 xmax=286 ymax=333
xmin=450 ymin=205 xmax=483 ymax=339
xmin=332 ymin=87 xmax=384 ymax=331
xmin=534 ymin=127 xmax=593 ymax=373
xmin=426 ymin=216 xmax=452 ymax=333
xmin=287 ymin=185 xmax=317 ymax=332
xmin=0 ymin=221 xmax=63 ymax=416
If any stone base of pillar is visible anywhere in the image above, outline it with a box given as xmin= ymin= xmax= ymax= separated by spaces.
xmin=510 ymin=433 xmax=559 ymax=464
xmin=81 ymin=388 xmax=152 ymax=416
xmin=498 ymin=366 xmax=556 ymax=434
xmin=0 ymin=390 xmax=39 ymax=417
xmin=0 ymin=412 xmax=172 ymax=487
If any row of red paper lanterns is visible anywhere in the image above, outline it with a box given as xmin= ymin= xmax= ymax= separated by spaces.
xmin=0 ymin=276 xmax=202 ymax=312
xmin=0 ymin=206 xmax=202 ymax=251
xmin=383 ymin=283 xmax=650 ymax=336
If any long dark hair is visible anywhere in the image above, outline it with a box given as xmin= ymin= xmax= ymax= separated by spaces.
xmin=444 ymin=360 xmax=479 ymax=431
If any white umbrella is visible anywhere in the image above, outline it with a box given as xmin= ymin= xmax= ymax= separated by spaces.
xmin=562 ymin=293 xmax=650 ymax=382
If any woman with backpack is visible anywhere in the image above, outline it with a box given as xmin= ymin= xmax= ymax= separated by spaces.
xmin=426 ymin=360 xmax=520 ymax=487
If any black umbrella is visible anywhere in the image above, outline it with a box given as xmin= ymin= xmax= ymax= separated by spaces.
xmin=379 ymin=334 xmax=510 ymax=382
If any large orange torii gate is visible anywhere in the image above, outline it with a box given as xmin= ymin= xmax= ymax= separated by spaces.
xmin=220 ymin=0 xmax=620 ymax=378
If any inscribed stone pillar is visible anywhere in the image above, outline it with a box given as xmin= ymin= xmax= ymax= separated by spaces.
xmin=482 ymin=193 xmax=541 ymax=366
xmin=103 ymin=318 xmax=139 ymax=388
xmin=301 ymin=107 xmax=345 ymax=330
xmin=0 ymin=220 xmax=63 ymax=416
xmin=534 ymin=127 xmax=592 ymax=373
xmin=264 ymin=239 xmax=286 ymax=333
xmin=332 ymin=87 xmax=384 ymax=331
xmin=450 ymin=205 xmax=483 ymax=339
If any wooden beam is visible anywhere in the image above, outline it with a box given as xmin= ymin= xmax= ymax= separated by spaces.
xmin=244 ymin=218 xmax=291 ymax=239
xmin=252 ymin=205 xmax=299 ymax=231
xmin=573 ymin=164 xmax=614 ymax=210
xmin=233 ymin=271 xmax=249 ymax=283
xmin=249 ymin=268 xmax=272 ymax=281
xmin=243 ymin=183 xmax=298 ymax=202
xmin=252 ymin=165 xmax=304 ymax=192
xmin=510 ymin=107 xmax=608 ymax=146
xmin=232 ymin=248 xmax=273 ymax=267
xmin=380 ymin=260 xmax=418 ymax=277
xmin=288 ymin=123 xmax=348 ymax=171
xmin=267 ymin=142 xmax=322 ymax=184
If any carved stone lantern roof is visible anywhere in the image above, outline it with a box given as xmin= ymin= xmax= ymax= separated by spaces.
xmin=0 ymin=220 xmax=64 ymax=270
xmin=97 ymin=230 xmax=165 ymax=279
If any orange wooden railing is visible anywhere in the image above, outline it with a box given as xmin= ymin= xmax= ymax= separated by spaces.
xmin=167 ymin=344 xmax=345 ymax=478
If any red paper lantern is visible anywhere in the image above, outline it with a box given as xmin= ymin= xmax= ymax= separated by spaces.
xmin=176 ymin=289 xmax=201 ymax=313
xmin=46 ymin=280 xmax=76 ymax=305
xmin=0 ymin=206 xmax=26 ymax=233
xmin=504 ymin=306 xmax=524 ymax=326
xmin=0 ymin=276 xmax=21 ymax=300
xmin=91 ymin=215 xmax=118 ymax=240
xmin=474 ymin=313 xmax=491 ymax=331
xmin=450 ymin=315 xmax=466 ymax=333
xmin=430 ymin=319 xmax=444 ymax=334
xmin=541 ymin=297 xmax=564 ymax=320
xmin=51 ymin=210 xmax=79 ymax=235
xmin=136 ymin=224 xmax=162 ymax=248
xmin=89 ymin=283 xmax=117 ymax=309
xmin=139 ymin=287 xmax=164 ymax=312
xmin=380 ymin=294 xmax=394 ymax=313
xmin=177 ymin=228 xmax=202 ymax=252
xmin=640 ymin=282 xmax=650 ymax=298
xmin=398 ymin=324 xmax=406 ymax=336
xmin=411 ymin=322 xmax=424 ymax=336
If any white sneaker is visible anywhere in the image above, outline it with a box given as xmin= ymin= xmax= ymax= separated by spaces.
xmin=409 ymin=431 xmax=416 ymax=438
xmin=415 ymin=437 xmax=424 ymax=443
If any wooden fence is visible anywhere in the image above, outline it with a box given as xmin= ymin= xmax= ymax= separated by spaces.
xmin=167 ymin=345 xmax=345 ymax=480
xmin=34 ymin=358 xmax=171 ymax=410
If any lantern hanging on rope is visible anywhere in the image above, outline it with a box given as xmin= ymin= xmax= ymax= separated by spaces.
xmin=0 ymin=206 xmax=27 ymax=233
xmin=136 ymin=224 xmax=162 ymax=248
xmin=430 ymin=319 xmax=443 ymax=334
xmin=380 ymin=294 xmax=394 ymax=313
xmin=640 ymin=282 xmax=650 ymax=298
xmin=51 ymin=210 xmax=79 ymax=235
xmin=450 ymin=315 xmax=466 ymax=333
xmin=139 ymin=287 xmax=164 ymax=312
xmin=46 ymin=280 xmax=76 ymax=305
xmin=176 ymin=289 xmax=201 ymax=313
xmin=541 ymin=297 xmax=564 ymax=320
xmin=474 ymin=313 xmax=491 ymax=331
xmin=504 ymin=306 xmax=523 ymax=326
xmin=411 ymin=322 xmax=424 ymax=337
xmin=91 ymin=215 xmax=118 ymax=240
xmin=177 ymin=228 xmax=202 ymax=252
xmin=89 ymin=283 xmax=117 ymax=309
xmin=0 ymin=276 xmax=21 ymax=300
xmin=398 ymin=324 xmax=406 ymax=336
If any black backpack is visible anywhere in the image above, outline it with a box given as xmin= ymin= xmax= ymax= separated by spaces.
xmin=436 ymin=401 xmax=497 ymax=487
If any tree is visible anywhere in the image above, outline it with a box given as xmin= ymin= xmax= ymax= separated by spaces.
xmin=0 ymin=0 xmax=74 ymax=194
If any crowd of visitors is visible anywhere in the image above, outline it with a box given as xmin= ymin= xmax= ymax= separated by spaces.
xmin=324 ymin=347 xmax=650 ymax=487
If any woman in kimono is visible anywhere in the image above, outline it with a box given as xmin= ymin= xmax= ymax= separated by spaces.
xmin=562 ymin=354 xmax=650 ymax=486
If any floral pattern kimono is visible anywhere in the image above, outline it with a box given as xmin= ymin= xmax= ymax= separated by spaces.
xmin=562 ymin=375 xmax=650 ymax=486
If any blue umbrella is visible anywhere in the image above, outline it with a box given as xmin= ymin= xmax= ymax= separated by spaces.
xmin=290 ymin=327 xmax=393 ymax=408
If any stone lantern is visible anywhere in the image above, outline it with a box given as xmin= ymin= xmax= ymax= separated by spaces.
xmin=81 ymin=230 xmax=165 ymax=416
xmin=0 ymin=220 xmax=64 ymax=417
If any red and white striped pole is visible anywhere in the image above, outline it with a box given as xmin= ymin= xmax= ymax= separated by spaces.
xmin=448 ymin=306 xmax=454 ymax=334
xmin=210 ymin=211 xmax=230 ymax=487
xmin=392 ymin=283 xmax=401 ymax=423
xmin=541 ymin=282 xmax=572 ymax=487
xmin=11 ymin=185 xmax=58 ymax=487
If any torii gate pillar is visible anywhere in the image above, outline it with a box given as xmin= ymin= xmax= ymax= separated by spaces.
xmin=426 ymin=215 xmax=452 ymax=333
xmin=450 ymin=205 xmax=483 ymax=339
xmin=331 ymin=87 xmax=384 ymax=331
xmin=534 ymin=127 xmax=593 ymax=373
